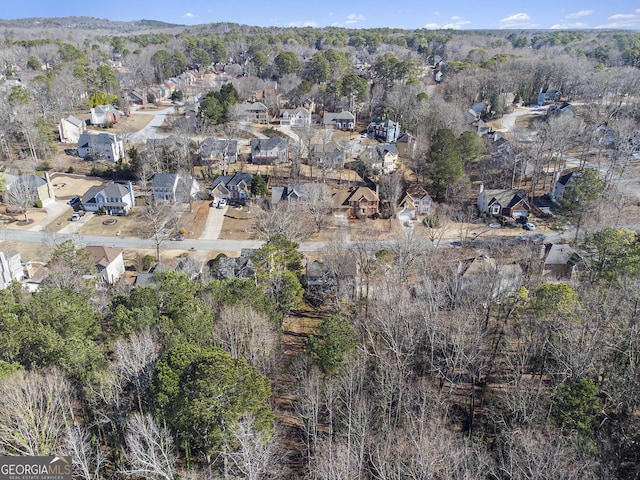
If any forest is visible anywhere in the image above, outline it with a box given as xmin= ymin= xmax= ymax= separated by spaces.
xmin=1 ymin=17 xmax=640 ymax=479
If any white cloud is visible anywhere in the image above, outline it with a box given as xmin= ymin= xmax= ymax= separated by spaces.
xmin=344 ymin=13 xmax=365 ymax=25
xmin=499 ymin=12 xmax=535 ymax=29
xmin=433 ymin=11 xmax=440 ymax=16
xmin=288 ymin=20 xmax=318 ymax=27
xmin=551 ymin=22 xmax=588 ymax=29
xmin=596 ymin=10 xmax=640 ymax=29
xmin=424 ymin=16 xmax=470 ymax=29
xmin=184 ymin=12 xmax=196 ymax=18
xmin=565 ymin=9 xmax=594 ymax=19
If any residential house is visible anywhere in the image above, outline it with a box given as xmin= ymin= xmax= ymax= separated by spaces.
xmin=210 ymin=172 xmax=253 ymax=204
xmin=212 ymin=255 xmax=257 ymax=280
xmin=3 ymin=172 xmax=55 ymax=205
xmin=538 ymin=87 xmax=560 ymax=106
xmin=250 ymin=137 xmax=288 ymax=165
xmin=550 ymin=169 xmax=582 ymax=204
xmin=309 ymin=142 xmax=345 ymax=170
xmin=464 ymin=102 xmax=486 ymax=124
xmin=176 ymin=255 xmax=204 ymax=281
xmin=304 ymin=256 xmax=359 ymax=303
xmin=332 ymin=186 xmax=379 ymax=218
xmin=271 ymin=183 xmax=306 ymax=206
xmin=456 ymin=254 xmax=523 ymax=300
xmin=151 ymin=173 xmax=200 ymax=203
xmin=58 ymin=115 xmax=86 ymax=144
xmin=126 ymin=88 xmax=147 ymax=106
xmin=232 ymin=102 xmax=269 ymax=124
xmin=323 ymin=111 xmax=355 ymax=131
xmin=77 ymin=132 xmax=124 ymax=162
xmin=279 ymin=107 xmax=311 ymax=127
xmin=477 ymin=185 xmax=531 ymax=218
xmin=360 ymin=143 xmax=399 ymax=175
xmin=367 ymin=118 xmax=402 ymax=143
xmin=89 ymin=104 xmax=123 ymax=126
xmin=0 ymin=251 xmax=23 ymax=289
xmin=548 ymin=102 xmax=577 ymax=118
xmin=398 ymin=185 xmax=432 ymax=220
xmin=542 ymin=243 xmax=581 ymax=280
xmin=81 ymin=182 xmax=135 ymax=215
xmin=396 ymin=132 xmax=416 ymax=158
xmin=199 ymin=138 xmax=238 ymax=165
xmin=85 ymin=246 xmax=125 ymax=285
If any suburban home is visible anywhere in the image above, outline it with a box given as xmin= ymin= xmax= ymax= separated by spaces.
xmin=199 ymin=138 xmax=239 ymax=165
xmin=89 ymin=104 xmax=123 ymax=126
xmin=548 ymin=102 xmax=577 ymax=118
xmin=542 ymin=243 xmax=581 ymax=280
xmin=58 ymin=115 xmax=86 ymax=144
xmin=3 ymin=172 xmax=55 ymax=205
xmin=151 ymin=173 xmax=200 ymax=203
xmin=332 ymin=186 xmax=379 ymax=218
xmin=396 ymin=132 xmax=416 ymax=158
xmin=85 ymin=246 xmax=125 ymax=285
xmin=367 ymin=118 xmax=402 ymax=143
xmin=250 ymin=137 xmax=289 ymax=165
xmin=126 ymin=88 xmax=147 ymax=106
xmin=210 ymin=172 xmax=253 ymax=204
xmin=398 ymin=185 xmax=432 ymax=220
xmin=271 ymin=183 xmax=306 ymax=206
xmin=456 ymin=254 xmax=523 ymax=300
xmin=361 ymin=144 xmax=399 ymax=175
xmin=232 ymin=102 xmax=269 ymax=124
xmin=464 ymin=102 xmax=487 ymax=124
xmin=81 ymin=182 xmax=135 ymax=215
xmin=77 ymin=132 xmax=124 ymax=162
xmin=279 ymin=107 xmax=312 ymax=127
xmin=538 ymin=87 xmax=561 ymax=106
xmin=0 ymin=251 xmax=23 ymax=289
xmin=309 ymin=142 xmax=346 ymax=169
xmin=477 ymin=185 xmax=531 ymax=219
xmin=212 ymin=255 xmax=257 ymax=280
xmin=323 ymin=111 xmax=355 ymax=131
xmin=550 ymin=169 xmax=582 ymax=204
xmin=305 ymin=257 xmax=359 ymax=303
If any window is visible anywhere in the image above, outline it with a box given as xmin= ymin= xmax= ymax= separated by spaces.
xmin=491 ymin=205 xmax=500 ymax=215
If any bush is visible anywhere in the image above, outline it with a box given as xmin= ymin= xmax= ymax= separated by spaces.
xmin=66 ymin=166 xmax=74 ymax=174
xmin=36 ymin=162 xmax=51 ymax=171
xmin=34 ymin=199 xmax=43 ymax=209
xmin=141 ymin=255 xmax=156 ymax=271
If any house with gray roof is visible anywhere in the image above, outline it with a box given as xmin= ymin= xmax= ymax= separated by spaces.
xmin=250 ymin=137 xmax=288 ymax=165
xmin=360 ymin=143 xmax=399 ymax=175
xmin=199 ymin=138 xmax=238 ymax=164
xmin=89 ymin=104 xmax=123 ymax=126
xmin=77 ymin=132 xmax=124 ymax=162
xmin=367 ymin=118 xmax=401 ymax=143
xmin=3 ymin=172 xmax=55 ymax=205
xmin=81 ymin=182 xmax=135 ymax=215
xmin=323 ymin=111 xmax=355 ymax=130
xmin=58 ymin=115 xmax=86 ymax=144
xmin=477 ymin=185 xmax=531 ymax=219
xmin=232 ymin=102 xmax=269 ymax=124
xmin=280 ymin=107 xmax=312 ymax=127
xmin=152 ymin=173 xmax=200 ymax=203
xmin=210 ymin=172 xmax=254 ymax=204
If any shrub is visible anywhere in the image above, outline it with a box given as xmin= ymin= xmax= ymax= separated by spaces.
xmin=34 ymin=199 xmax=43 ymax=209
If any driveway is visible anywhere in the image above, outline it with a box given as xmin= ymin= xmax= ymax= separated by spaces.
xmin=200 ymin=204 xmax=227 ymax=240
xmin=127 ymin=105 xmax=176 ymax=144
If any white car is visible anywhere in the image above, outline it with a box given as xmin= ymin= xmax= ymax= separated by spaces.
xmin=523 ymin=223 xmax=536 ymax=231
xmin=217 ymin=198 xmax=227 ymax=209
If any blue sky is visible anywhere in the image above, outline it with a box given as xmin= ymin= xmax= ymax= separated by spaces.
xmin=2 ymin=1 xmax=640 ymax=30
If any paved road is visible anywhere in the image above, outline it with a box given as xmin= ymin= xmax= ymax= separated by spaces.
xmin=127 ymin=106 xmax=176 ymax=144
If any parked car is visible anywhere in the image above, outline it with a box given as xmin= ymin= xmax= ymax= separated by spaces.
xmin=523 ymin=223 xmax=536 ymax=231
xmin=67 ymin=196 xmax=80 ymax=206
xmin=70 ymin=213 xmax=81 ymax=221
xmin=170 ymin=236 xmax=185 ymax=241
xmin=217 ymin=198 xmax=227 ymax=209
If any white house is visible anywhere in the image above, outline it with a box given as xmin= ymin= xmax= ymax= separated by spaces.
xmin=280 ymin=107 xmax=312 ymax=127
xmin=550 ymin=169 xmax=581 ymax=204
xmin=81 ymin=182 xmax=135 ymax=215
xmin=152 ymin=173 xmax=200 ymax=203
xmin=85 ymin=246 xmax=125 ymax=284
xmin=58 ymin=115 xmax=86 ymax=144
xmin=77 ymin=132 xmax=124 ymax=162
xmin=0 ymin=251 xmax=23 ymax=289
xmin=89 ymin=104 xmax=123 ymax=126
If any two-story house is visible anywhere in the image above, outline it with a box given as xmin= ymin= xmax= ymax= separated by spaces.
xmin=81 ymin=182 xmax=135 ymax=215
xmin=367 ymin=118 xmax=401 ymax=143
xmin=250 ymin=137 xmax=288 ymax=165
xmin=85 ymin=246 xmax=125 ymax=285
xmin=58 ymin=115 xmax=86 ymax=144
xmin=199 ymin=139 xmax=239 ymax=165
xmin=0 ymin=251 xmax=23 ymax=289
xmin=89 ymin=104 xmax=123 ymax=126
xmin=332 ymin=186 xmax=379 ymax=218
xmin=210 ymin=172 xmax=254 ymax=205
xmin=279 ymin=107 xmax=312 ymax=127
xmin=323 ymin=111 xmax=355 ymax=131
xmin=232 ymin=102 xmax=269 ymax=124
xmin=360 ymin=144 xmax=399 ymax=175
xmin=3 ymin=172 xmax=56 ymax=206
xmin=151 ymin=173 xmax=200 ymax=203
xmin=77 ymin=132 xmax=124 ymax=162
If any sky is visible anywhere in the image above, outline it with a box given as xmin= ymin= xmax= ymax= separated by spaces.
xmin=2 ymin=1 xmax=640 ymax=30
